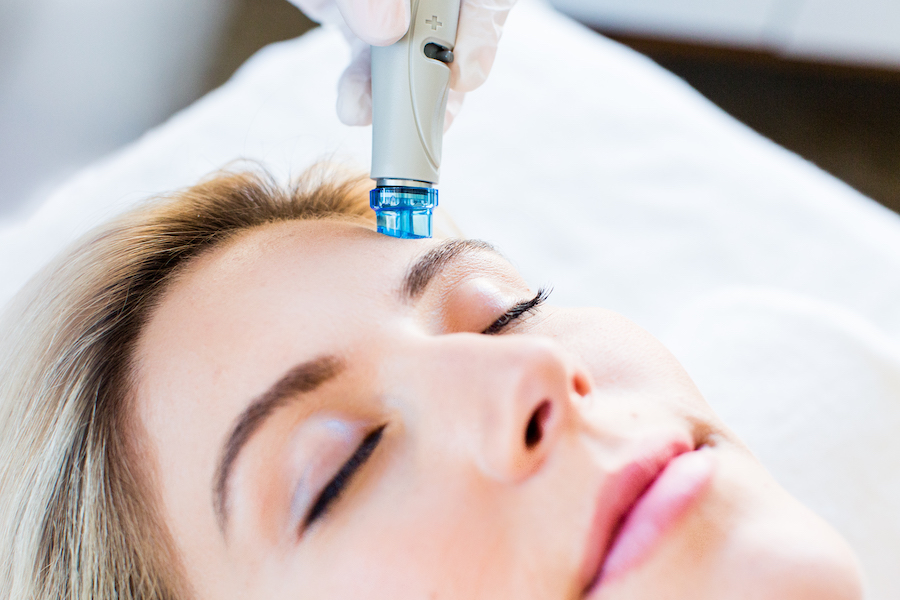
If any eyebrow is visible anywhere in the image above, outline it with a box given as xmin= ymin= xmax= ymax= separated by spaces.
xmin=401 ymin=238 xmax=499 ymax=301
xmin=213 ymin=355 xmax=343 ymax=533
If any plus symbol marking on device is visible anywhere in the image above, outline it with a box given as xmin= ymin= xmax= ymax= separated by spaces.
xmin=425 ymin=15 xmax=442 ymax=30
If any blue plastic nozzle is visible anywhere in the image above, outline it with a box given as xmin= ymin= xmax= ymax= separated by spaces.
xmin=370 ymin=185 xmax=438 ymax=239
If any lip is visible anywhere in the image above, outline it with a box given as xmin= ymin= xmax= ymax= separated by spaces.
xmin=578 ymin=438 xmax=714 ymax=596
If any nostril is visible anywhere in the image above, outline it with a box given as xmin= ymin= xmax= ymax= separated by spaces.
xmin=573 ymin=370 xmax=591 ymax=397
xmin=525 ymin=400 xmax=552 ymax=449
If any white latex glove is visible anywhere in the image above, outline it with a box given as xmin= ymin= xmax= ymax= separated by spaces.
xmin=287 ymin=0 xmax=516 ymax=130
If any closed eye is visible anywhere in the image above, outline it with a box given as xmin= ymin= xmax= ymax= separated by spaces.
xmin=482 ymin=287 xmax=551 ymax=335
xmin=303 ymin=425 xmax=386 ymax=529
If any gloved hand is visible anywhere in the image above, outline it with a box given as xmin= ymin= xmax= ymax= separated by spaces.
xmin=287 ymin=0 xmax=516 ymax=130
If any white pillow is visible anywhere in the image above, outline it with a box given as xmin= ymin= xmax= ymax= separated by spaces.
xmin=1 ymin=1 xmax=897 ymax=596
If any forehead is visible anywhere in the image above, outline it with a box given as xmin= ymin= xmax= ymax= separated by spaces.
xmin=133 ymin=219 xmax=519 ymax=420
xmin=177 ymin=220 xmax=415 ymax=308
xmin=142 ymin=221 xmax=423 ymax=366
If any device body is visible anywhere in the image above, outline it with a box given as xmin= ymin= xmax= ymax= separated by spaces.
xmin=370 ymin=0 xmax=461 ymax=238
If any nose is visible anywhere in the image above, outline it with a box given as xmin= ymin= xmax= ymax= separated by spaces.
xmin=422 ymin=334 xmax=593 ymax=483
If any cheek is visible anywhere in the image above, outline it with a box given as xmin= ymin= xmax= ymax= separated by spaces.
xmin=540 ymin=308 xmax=676 ymax=386
xmin=295 ymin=466 xmax=526 ymax=599
xmin=541 ymin=308 xmax=728 ymax=437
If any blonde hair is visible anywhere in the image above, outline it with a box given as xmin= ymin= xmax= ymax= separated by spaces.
xmin=0 ymin=167 xmax=374 ymax=599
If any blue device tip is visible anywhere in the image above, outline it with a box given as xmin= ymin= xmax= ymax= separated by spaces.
xmin=370 ymin=186 xmax=438 ymax=239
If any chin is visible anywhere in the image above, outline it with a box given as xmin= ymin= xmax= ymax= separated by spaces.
xmin=719 ymin=500 xmax=865 ymax=600
xmin=593 ymin=513 xmax=864 ymax=600
xmin=593 ymin=448 xmax=864 ymax=600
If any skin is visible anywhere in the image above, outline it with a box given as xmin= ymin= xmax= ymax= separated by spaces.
xmin=132 ymin=219 xmax=864 ymax=599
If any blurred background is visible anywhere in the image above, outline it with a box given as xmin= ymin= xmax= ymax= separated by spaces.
xmin=1 ymin=0 xmax=897 ymax=218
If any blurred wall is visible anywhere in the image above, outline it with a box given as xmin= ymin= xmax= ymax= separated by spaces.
xmin=549 ymin=0 xmax=900 ymax=67
xmin=0 ymin=0 xmax=239 ymax=216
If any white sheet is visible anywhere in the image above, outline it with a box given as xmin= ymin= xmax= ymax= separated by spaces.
xmin=1 ymin=1 xmax=897 ymax=596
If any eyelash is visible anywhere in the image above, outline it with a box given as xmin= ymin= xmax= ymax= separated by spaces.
xmin=303 ymin=424 xmax=386 ymax=528
xmin=481 ymin=287 xmax=551 ymax=335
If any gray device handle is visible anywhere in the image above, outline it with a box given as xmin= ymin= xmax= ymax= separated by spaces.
xmin=370 ymin=0 xmax=461 ymax=185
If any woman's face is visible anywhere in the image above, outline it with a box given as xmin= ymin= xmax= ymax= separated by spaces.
xmin=133 ymin=220 xmax=861 ymax=599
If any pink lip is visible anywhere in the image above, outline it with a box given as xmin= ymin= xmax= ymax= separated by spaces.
xmin=579 ymin=439 xmax=714 ymax=596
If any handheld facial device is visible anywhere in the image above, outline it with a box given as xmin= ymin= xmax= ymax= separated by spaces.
xmin=369 ymin=0 xmax=461 ymax=239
